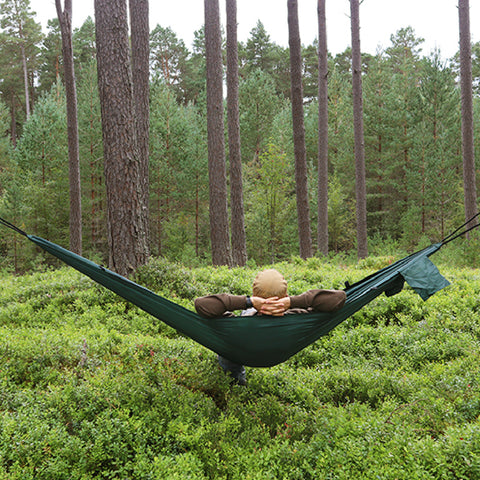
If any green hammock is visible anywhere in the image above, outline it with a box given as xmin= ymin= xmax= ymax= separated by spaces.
xmin=0 ymin=217 xmax=473 ymax=367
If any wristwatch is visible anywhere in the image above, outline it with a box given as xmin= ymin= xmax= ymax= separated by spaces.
xmin=245 ymin=296 xmax=253 ymax=309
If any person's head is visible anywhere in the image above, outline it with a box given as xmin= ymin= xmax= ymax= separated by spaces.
xmin=252 ymin=269 xmax=287 ymax=298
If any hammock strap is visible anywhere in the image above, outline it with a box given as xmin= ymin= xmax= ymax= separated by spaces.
xmin=0 ymin=217 xmax=28 ymax=237
xmin=441 ymin=213 xmax=480 ymax=246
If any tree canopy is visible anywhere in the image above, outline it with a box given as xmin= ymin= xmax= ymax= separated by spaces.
xmin=0 ymin=3 xmax=479 ymax=270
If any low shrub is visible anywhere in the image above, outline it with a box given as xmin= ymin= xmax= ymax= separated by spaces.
xmin=1 ymin=255 xmax=480 ymax=478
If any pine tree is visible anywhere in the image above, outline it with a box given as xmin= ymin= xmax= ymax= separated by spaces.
xmin=350 ymin=0 xmax=368 ymax=258
xmin=149 ymin=25 xmax=190 ymax=101
xmin=243 ymin=21 xmax=276 ymax=74
xmin=226 ymin=0 xmax=247 ymax=266
xmin=56 ymin=0 xmax=82 ymax=255
xmin=183 ymin=27 xmax=207 ymax=105
xmin=72 ymin=17 xmax=96 ymax=67
xmin=0 ymin=0 xmax=42 ymax=140
xmin=413 ymin=52 xmax=462 ymax=239
xmin=129 ymin=0 xmax=150 ymax=245
xmin=0 ymin=0 xmax=42 ymax=119
xmin=458 ymin=0 xmax=478 ymax=229
xmin=288 ymin=0 xmax=312 ymax=259
xmin=244 ymin=141 xmax=296 ymax=264
xmin=317 ymin=0 xmax=329 ymax=256
xmin=362 ymin=52 xmax=398 ymax=236
xmin=94 ymin=0 xmax=148 ymax=275
xmin=149 ymin=83 xmax=208 ymax=260
xmin=239 ymin=69 xmax=282 ymax=163
xmin=204 ymin=0 xmax=231 ymax=266
xmin=14 ymin=86 xmax=69 ymax=244
xmin=386 ymin=27 xmax=424 ymax=218
xmin=37 ymin=19 xmax=62 ymax=94
xmin=76 ymin=58 xmax=105 ymax=253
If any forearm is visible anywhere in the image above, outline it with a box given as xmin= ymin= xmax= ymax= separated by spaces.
xmin=289 ymin=289 xmax=346 ymax=312
xmin=194 ymin=294 xmax=248 ymax=318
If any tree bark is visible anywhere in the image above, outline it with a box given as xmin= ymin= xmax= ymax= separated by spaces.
xmin=350 ymin=0 xmax=368 ymax=259
xmin=458 ymin=0 xmax=478 ymax=229
xmin=287 ymin=0 xmax=312 ymax=259
xmin=204 ymin=0 xmax=232 ymax=266
xmin=129 ymin=0 xmax=150 ymax=243
xmin=55 ymin=0 xmax=82 ymax=255
xmin=94 ymin=0 xmax=149 ymax=275
xmin=317 ymin=0 xmax=329 ymax=256
xmin=226 ymin=0 xmax=247 ymax=266
xmin=20 ymin=41 xmax=30 ymax=118
xmin=10 ymin=93 xmax=17 ymax=146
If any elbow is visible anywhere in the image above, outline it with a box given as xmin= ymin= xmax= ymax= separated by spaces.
xmin=194 ymin=298 xmax=211 ymax=318
xmin=314 ymin=289 xmax=347 ymax=312
xmin=332 ymin=291 xmax=347 ymax=311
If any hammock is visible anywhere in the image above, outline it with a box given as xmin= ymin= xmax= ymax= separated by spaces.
xmin=0 ymin=216 xmax=476 ymax=367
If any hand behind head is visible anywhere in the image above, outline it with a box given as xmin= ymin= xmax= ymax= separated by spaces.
xmin=252 ymin=296 xmax=291 ymax=316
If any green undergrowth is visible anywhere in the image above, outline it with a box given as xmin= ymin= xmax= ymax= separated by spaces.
xmin=1 ymin=255 xmax=480 ymax=479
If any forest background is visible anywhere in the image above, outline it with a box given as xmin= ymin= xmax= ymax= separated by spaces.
xmin=0 ymin=1 xmax=480 ymax=270
xmin=2 ymin=3 xmax=480 ymax=476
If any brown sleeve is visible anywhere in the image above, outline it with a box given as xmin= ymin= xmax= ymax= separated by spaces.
xmin=289 ymin=289 xmax=346 ymax=313
xmin=194 ymin=294 xmax=248 ymax=318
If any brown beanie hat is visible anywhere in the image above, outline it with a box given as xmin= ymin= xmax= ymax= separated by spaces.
xmin=252 ymin=269 xmax=288 ymax=298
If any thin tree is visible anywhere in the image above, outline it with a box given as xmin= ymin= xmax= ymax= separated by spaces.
xmin=55 ymin=0 xmax=82 ymax=255
xmin=0 ymin=0 xmax=42 ymax=120
xmin=350 ymin=0 xmax=368 ymax=259
xmin=204 ymin=0 xmax=232 ymax=266
xmin=226 ymin=0 xmax=247 ymax=266
xmin=317 ymin=0 xmax=329 ymax=256
xmin=129 ymin=0 xmax=150 ymax=235
xmin=287 ymin=0 xmax=312 ymax=259
xmin=18 ymin=8 xmax=30 ymax=118
xmin=94 ymin=0 xmax=148 ymax=275
xmin=458 ymin=0 xmax=478 ymax=229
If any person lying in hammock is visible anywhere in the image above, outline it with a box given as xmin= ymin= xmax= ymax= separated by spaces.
xmin=194 ymin=268 xmax=346 ymax=385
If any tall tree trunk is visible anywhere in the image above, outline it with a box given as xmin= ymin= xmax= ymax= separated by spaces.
xmin=350 ymin=0 xmax=368 ymax=259
xmin=458 ymin=0 xmax=478 ymax=229
xmin=317 ymin=0 xmax=329 ymax=256
xmin=204 ymin=0 xmax=232 ymax=266
xmin=226 ymin=0 xmax=247 ymax=266
xmin=287 ymin=0 xmax=312 ymax=259
xmin=94 ymin=0 xmax=148 ymax=276
xmin=20 ymin=42 xmax=30 ymax=118
xmin=13 ymin=0 xmax=31 ymax=117
xmin=10 ymin=94 xmax=16 ymax=146
xmin=55 ymin=0 xmax=82 ymax=255
xmin=129 ymin=0 xmax=150 ymax=246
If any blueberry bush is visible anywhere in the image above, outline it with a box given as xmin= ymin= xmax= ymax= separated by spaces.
xmin=0 ymin=256 xmax=479 ymax=479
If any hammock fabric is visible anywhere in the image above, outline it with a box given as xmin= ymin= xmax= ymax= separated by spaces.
xmin=0 ymin=217 xmax=473 ymax=367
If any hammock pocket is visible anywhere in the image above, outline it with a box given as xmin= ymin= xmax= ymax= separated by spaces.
xmin=24 ymin=234 xmax=449 ymax=367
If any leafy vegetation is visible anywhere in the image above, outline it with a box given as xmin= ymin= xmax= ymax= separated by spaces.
xmin=1 ymin=5 xmax=480 ymax=267
xmin=1 ymin=253 xmax=480 ymax=478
